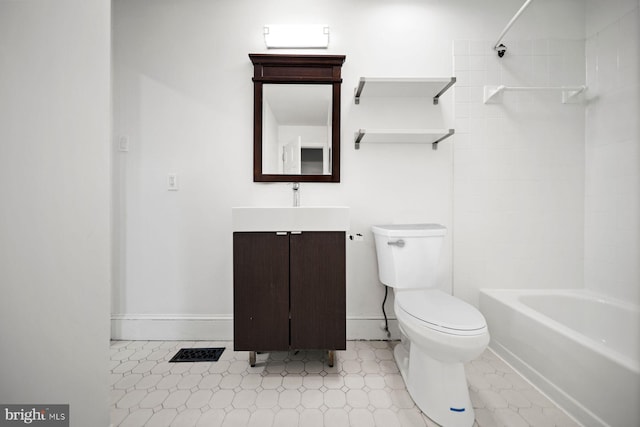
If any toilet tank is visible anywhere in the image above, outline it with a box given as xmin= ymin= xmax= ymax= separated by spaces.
xmin=371 ymin=224 xmax=446 ymax=289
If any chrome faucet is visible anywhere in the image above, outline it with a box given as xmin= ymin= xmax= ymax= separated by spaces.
xmin=292 ymin=182 xmax=300 ymax=207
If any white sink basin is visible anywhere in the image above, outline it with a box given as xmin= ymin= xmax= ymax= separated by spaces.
xmin=232 ymin=206 xmax=350 ymax=232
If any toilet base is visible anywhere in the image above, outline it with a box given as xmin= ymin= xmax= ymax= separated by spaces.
xmin=394 ymin=341 xmax=475 ymax=427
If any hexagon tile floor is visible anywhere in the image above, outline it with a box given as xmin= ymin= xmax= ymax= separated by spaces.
xmin=110 ymin=340 xmax=581 ymax=427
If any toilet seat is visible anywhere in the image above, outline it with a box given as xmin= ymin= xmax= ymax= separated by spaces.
xmin=395 ymin=289 xmax=487 ymax=336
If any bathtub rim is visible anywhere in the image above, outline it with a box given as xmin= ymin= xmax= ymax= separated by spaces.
xmin=479 ymin=288 xmax=639 ymax=375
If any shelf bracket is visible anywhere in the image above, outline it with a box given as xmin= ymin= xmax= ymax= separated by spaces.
xmin=354 ymin=130 xmax=365 ymax=150
xmin=562 ymin=86 xmax=586 ymax=104
xmin=433 ymin=77 xmax=456 ymax=105
xmin=354 ymin=80 xmax=365 ymax=105
xmin=431 ymin=129 xmax=455 ymax=150
xmin=484 ymin=85 xmax=506 ymax=104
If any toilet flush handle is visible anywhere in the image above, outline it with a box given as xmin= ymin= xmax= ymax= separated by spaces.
xmin=387 ymin=239 xmax=405 ymax=248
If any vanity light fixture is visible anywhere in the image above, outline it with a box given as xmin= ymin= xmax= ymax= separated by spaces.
xmin=263 ymin=24 xmax=330 ymax=49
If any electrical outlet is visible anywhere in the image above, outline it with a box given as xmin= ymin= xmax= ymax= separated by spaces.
xmin=167 ymin=173 xmax=178 ymax=191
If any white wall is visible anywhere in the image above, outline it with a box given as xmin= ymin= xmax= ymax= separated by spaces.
xmin=584 ymin=0 xmax=640 ymax=304
xmin=0 ymin=1 xmax=111 ymax=426
xmin=112 ymin=0 xmax=589 ymax=340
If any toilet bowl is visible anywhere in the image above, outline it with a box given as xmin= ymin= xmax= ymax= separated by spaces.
xmin=395 ymin=289 xmax=489 ymax=362
xmin=372 ymin=224 xmax=489 ymax=427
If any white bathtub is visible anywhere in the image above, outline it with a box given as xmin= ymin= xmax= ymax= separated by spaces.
xmin=479 ymin=289 xmax=639 ymax=427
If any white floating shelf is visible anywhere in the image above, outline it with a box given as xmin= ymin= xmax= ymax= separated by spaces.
xmin=354 ymin=77 xmax=456 ymax=105
xmin=354 ymin=128 xmax=455 ymax=150
xmin=483 ymin=85 xmax=587 ymax=104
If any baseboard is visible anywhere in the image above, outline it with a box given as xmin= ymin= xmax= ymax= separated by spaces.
xmin=110 ymin=314 xmax=234 ymax=341
xmin=111 ymin=314 xmax=400 ymax=341
xmin=346 ymin=316 xmax=400 ymax=340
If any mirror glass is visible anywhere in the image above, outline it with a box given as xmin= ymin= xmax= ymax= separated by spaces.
xmin=262 ymin=84 xmax=332 ymax=175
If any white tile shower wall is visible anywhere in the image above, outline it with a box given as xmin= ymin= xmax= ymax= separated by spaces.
xmin=453 ymin=39 xmax=586 ymax=306
xmin=584 ymin=2 xmax=640 ymax=304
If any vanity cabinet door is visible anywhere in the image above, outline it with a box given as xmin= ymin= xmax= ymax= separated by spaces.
xmin=289 ymin=232 xmax=346 ymax=350
xmin=233 ymin=232 xmax=289 ymax=351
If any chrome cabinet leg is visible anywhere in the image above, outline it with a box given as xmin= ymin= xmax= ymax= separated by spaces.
xmin=327 ymin=350 xmax=335 ymax=367
xmin=249 ymin=351 xmax=256 ymax=367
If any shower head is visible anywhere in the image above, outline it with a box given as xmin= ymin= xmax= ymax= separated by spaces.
xmin=495 ymin=43 xmax=507 ymax=58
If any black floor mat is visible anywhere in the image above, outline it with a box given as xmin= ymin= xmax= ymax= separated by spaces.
xmin=169 ymin=347 xmax=225 ymax=363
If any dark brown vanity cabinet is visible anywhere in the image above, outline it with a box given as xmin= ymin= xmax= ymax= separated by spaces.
xmin=233 ymin=231 xmax=346 ymax=364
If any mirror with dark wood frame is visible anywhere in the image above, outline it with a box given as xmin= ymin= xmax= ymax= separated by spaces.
xmin=250 ymin=54 xmax=346 ymax=182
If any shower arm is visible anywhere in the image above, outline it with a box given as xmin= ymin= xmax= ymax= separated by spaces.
xmin=493 ymin=0 xmax=534 ymax=56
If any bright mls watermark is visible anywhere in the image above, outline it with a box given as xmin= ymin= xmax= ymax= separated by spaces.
xmin=1 ymin=405 xmax=68 ymax=427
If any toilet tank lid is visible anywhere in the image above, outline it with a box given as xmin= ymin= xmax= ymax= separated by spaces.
xmin=372 ymin=224 xmax=447 ymax=237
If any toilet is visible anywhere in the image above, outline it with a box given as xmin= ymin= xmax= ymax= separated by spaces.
xmin=372 ymin=224 xmax=489 ymax=427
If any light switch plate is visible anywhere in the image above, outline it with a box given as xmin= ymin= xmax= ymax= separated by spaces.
xmin=167 ymin=173 xmax=178 ymax=191
xmin=118 ymin=136 xmax=130 ymax=152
